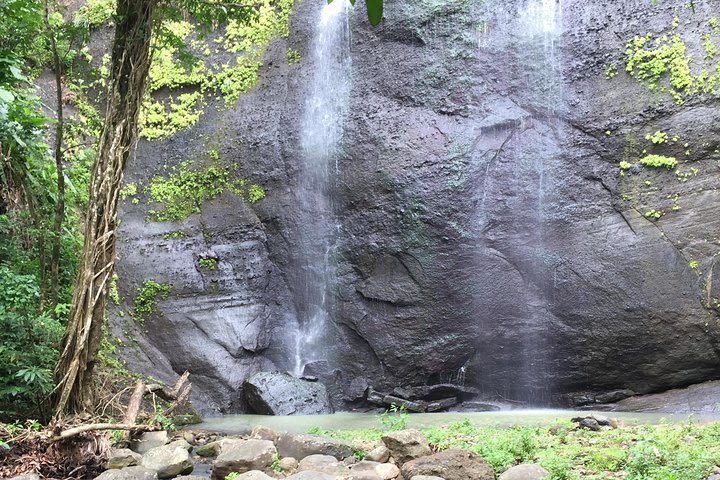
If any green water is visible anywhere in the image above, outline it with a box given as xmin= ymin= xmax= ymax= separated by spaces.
xmin=197 ymin=409 xmax=716 ymax=434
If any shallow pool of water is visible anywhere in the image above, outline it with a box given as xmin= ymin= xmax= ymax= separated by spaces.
xmin=197 ymin=409 xmax=718 ymax=434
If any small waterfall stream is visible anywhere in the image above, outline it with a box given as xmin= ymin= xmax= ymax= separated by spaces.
xmin=514 ymin=0 xmax=563 ymax=401
xmin=473 ymin=0 xmax=564 ymax=402
xmin=293 ymin=0 xmax=352 ymax=376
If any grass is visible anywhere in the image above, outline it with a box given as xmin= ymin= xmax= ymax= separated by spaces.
xmin=309 ymin=418 xmax=720 ymax=480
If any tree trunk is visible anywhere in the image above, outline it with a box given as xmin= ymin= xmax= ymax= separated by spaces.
xmin=53 ymin=0 xmax=157 ymax=415
xmin=44 ymin=0 xmax=66 ymax=316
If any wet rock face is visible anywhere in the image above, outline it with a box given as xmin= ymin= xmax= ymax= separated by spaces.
xmin=243 ymin=372 xmax=333 ymax=415
xmin=114 ymin=0 xmax=720 ymax=413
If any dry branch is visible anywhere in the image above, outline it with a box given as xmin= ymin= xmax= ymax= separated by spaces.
xmin=50 ymin=423 xmax=159 ymax=442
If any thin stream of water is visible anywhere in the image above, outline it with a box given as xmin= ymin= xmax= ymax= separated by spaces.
xmin=293 ymin=0 xmax=352 ymax=376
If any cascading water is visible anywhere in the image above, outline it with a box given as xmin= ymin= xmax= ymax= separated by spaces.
xmin=473 ymin=0 xmax=564 ymax=402
xmin=513 ymin=0 xmax=563 ymax=401
xmin=293 ymin=0 xmax=352 ymax=376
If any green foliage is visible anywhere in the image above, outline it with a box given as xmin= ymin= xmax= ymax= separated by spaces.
xmin=133 ymin=280 xmax=172 ymax=324
xmin=0 ymin=265 xmax=63 ymax=421
xmin=73 ymin=0 xmax=116 ymax=28
xmin=120 ymin=182 xmax=138 ymax=200
xmin=639 ymin=154 xmax=677 ymax=169
xmin=109 ymin=273 xmax=120 ymax=305
xmin=247 ymin=183 xmax=266 ymax=203
xmin=645 ymin=209 xmax=664 ymax=220
xmin=198 ymin=258 xmax=217 ymax=270
xmin=162 ymin=230 xmax=187 ymax=240
xmin=140 ymin=92 xmax=204 ymax=140
xmin=623 ymin=16 xmax=720 ymax=104
xmin=150 ymin=412 xmax=176 ymax=431
xmin=146 ymin=160 xmax=262 ymax=222
xmin=287 ymin=47 xmax=301 ymax=64
xmin=689 ymin=260 xmax=699 ymax=269
xmin=379 ymin=404 xmax=408 ymax=431
xmin=225 ymin=473 xmax=239 ymax=480
xmin=319 ymin=419 xmax=720 ymax=480
xmin=140 ymin=0 xmax=294 ymax=139
xmin=645 ymin=130 xmax=668 ymax=144
xmin=619 ymin=160 xmax=633 ymax=174
xmin=604 ymin=63 xmax=618 ymax=79
xmin=148 ymin=162 xmax=229 ymax=221
xmin=271 ymin=453 xmax=282 ymax=473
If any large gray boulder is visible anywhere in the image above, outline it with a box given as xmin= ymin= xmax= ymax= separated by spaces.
xmin=131 ymin=432 xmax=169 ymax=455
xmin=196 ymin=437 xmax=245 ymax=457
xmin=95 ymin=466 xmax=158 ymax=480
xmin=400 ymin=449 xmax=495 ymax=480
xmin=285 ymin=473 xmax=338 ymax=480
xmin=298 ymin=454 xmax=351 ymax=476
xmin=107 ymin=449 xmax=142 ymax=469
xmin=243 ymin=372 xmax=333 ymax=415
xmin=500 ymin=464 xmax=549 ymax=480
xmin=211 ymin=439 xmax=276 ymax=480
xmin=232 ymin=472 xmax=275 ymax=480
xmin=381 ymin=430 xmax=431 ymax=465
xmin=276 ymin=432 xmax=353 ymax=460
xmin=141 ymin=444 xmax=194 ymax=479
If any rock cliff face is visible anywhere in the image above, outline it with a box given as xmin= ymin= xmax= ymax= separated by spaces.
xmin=112 ymin=0 xmax=720 ymax=413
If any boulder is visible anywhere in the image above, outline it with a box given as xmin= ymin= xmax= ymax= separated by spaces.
xmin=595 ymin=389 xmax=635 ymax=404
xmin=279 ymin=457 xmax=299 ymax=472
xmin=276 ymin=432 xmax=353 ymax=460
xmin=350 ymin=460 xmax=382 ymax=480
xmin=232 ymin=472 xmax=275 ymax=480
xmin=243 ymin=372 xmax=333 ymax=415
xmin=400 ymin=449 xmax=495 ymax=480
xmin=285 ymin=472 xmax=338 ymax=480
xmin=365 ymin=445 xmax=390 ymax=463
xmin=166 ymin=439 xmax=193 ymax=452
xmin=499 ymin=464 xmax=549 ymax=480
xmin=381 ymin=430 xmax=431 ymax=465
xmin=8 ymin=475 xmax=41 ymax=480
xmin=196 ymin=437 xmax=244 ymax=457
xmin=410 ymin=477 xmax=446 ymax=480
xmin=140 ymin=445 xmax=194 ymax=479
xmin=376 ymin=463 xmax=401 ymax=480
xmin=131 ymin=431 xmax=169 ymax=455
xmin=174 ymin=477 xmax=206 ymax=480
xmin=211 ymin=439 xmax=276 ymax=480
xmin=251 ymin=425 xmax=278 ymax=442
xmin=298 ymin=454 xmax=351 ymax=476
xmin=393 ymin=385 xmax=479 ymax=401
xmin=573 ymin=417 xmax=601 ymax=431
xmin=95 ymin=466 xmax=159 ymax=480
xmin=107 ymin=448 xmax=142 ymax=469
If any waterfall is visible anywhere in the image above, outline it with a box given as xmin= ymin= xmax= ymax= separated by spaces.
xmin=473 ymin=0 xmax=564 ymax=402
xmin=516 ymin=0 xmax=563 ymax=401
xmin=293 ymin=0 xmax=352 ymax=376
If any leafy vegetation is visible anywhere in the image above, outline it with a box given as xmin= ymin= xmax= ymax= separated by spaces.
xmin=0 ymin=0 xmax=97 ymax=421
xmin=198 ymin=258 xmax=218 ymax=270
xmin=315 ymin=418 xmax=720 ymax=480
xmin=379 ymin=404 xmax=409 ymax=431
xmin=639 ymin=154 xmax=678 ymax=169
xmin=146 ymin=160 xmax=264 ymax=222
xmin=623 ymin=16 xmax=720 ymax=104
xmin=139 ymin=0 xmax=294 ymax=139
xmin=132 ymin=280 xmax=172 ymax=324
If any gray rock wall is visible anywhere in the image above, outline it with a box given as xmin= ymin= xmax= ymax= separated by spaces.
xmin=112 ymin=0 xmax=720 ymax=413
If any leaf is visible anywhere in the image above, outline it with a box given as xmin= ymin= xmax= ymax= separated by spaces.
xmin=365 ymin=0 xmax=383 ymax=26
xmin=9 ymin=65 xmax=25 ymax=81
xmin=0 ymin=87 xmax=14 ymax=103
